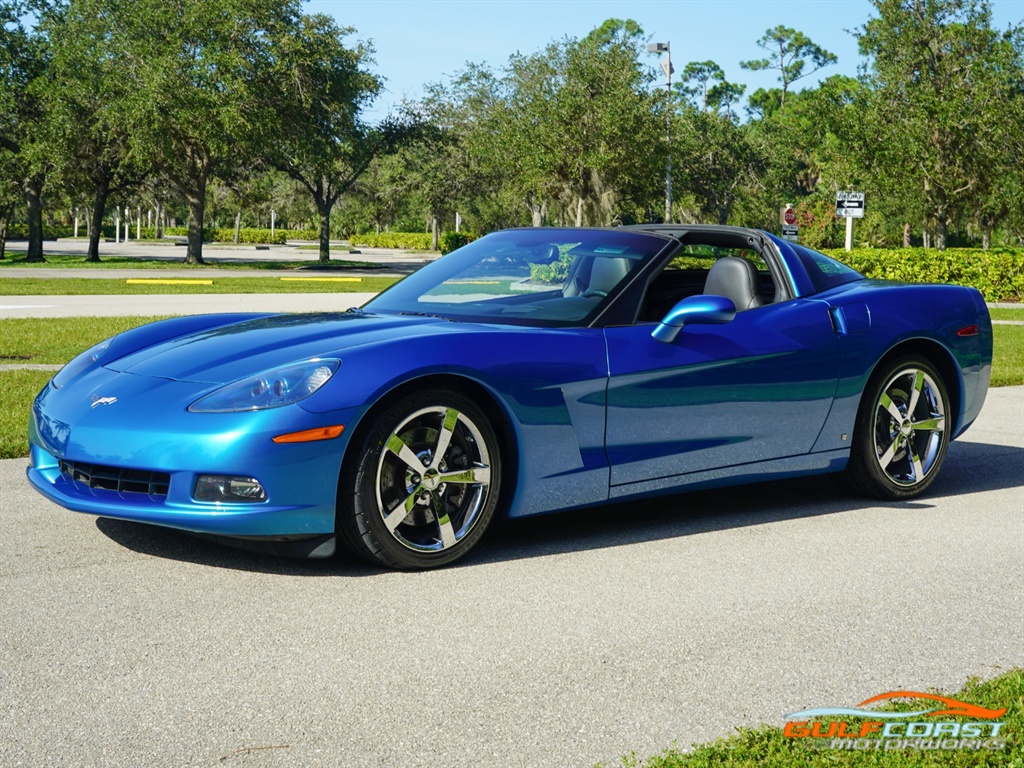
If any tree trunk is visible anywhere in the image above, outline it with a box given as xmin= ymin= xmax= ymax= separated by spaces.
xmin=981 ymin=215 xmax=993 ymax=251
xmin=431 ymin=215 xmax=439 ymax=251
xmin=528 ymin=199 xmax=548 ymax=227
xmin=155 ymin=201 xmax=163 ymax=239
xmin=902 ymin=222 xmax=911 ymax=248
xmin=24 ymin=176 xmax=45 ymax=262
xmin=87 ymin=179 xmax=111 ymax=262
xmin=575 ymin=197 xmax=584 ymax=227
xmin=317 ymin=200 xmax=331 ymax=263
xmin=0 ymin=203 xmax=10 ymax=260
xmin=233 ymin=209 xmax=241 ymax=244
xmin=934 ymin=216 xmax=948 ymax=251
xmin=185 ymin=189 xmax=206 ymax=264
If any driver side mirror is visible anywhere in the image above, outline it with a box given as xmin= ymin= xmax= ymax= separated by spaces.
xmin=652 ymin=295 xmax=736 ymax=343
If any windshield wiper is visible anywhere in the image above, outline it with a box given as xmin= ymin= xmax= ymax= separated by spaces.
xmin=398 ymin=311 xmax=457 ymax=322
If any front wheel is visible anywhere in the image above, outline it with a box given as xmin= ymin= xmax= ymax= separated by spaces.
xmin=337 ymin=389 xmax=502 ymax=569
xmin=843 ymin=356 xmax=950 ymax=500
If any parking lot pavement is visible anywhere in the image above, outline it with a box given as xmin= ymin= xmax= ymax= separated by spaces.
xmin=1 ymin=387 xmax=1021 ymax=768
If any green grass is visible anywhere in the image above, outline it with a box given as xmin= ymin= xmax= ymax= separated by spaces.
xmin=990 ymin=307 xmax=1024 ymax=321
xmin=0 ymin=276 xmax=399 ymax=295
xmin=619 ymin=668 xmax=1023 ymax=768
xmin=0 ymin=253 xmax=381 ymax=270
xmin=992 ymin=325 xmax=1024 ymax=387
xmin=0 ymin=370 xmax=54 ymax=458
xmin=0 ymin=316 xmax=172 ymax=363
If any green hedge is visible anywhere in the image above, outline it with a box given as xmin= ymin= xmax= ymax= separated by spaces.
xmin=349 ymin=231 xmax=433 ymax=250
xmin=162 ymin=226 xmax=319 ymax=244
xmin=3 ymin=224 xmax=72 ymax=240
xmin=824 ymin=247 xmax=1024 ymax=303
xmin=439 ymin=231 xmax=476 ymax=255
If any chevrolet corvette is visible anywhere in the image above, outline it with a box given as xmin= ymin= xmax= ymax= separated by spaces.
xmin=27 ymin=225 xmax=992 ymax=568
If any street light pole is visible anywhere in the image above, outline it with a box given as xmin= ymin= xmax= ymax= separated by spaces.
xmin=649 ymin=42 xmax=673 ymax=223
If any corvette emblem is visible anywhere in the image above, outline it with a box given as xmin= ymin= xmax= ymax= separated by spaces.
xmin=90 ymin=395 xmax=118 ymax=408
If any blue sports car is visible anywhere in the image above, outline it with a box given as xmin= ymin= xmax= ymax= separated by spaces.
xmin=27 ymin=226 xmax=992 ymax=568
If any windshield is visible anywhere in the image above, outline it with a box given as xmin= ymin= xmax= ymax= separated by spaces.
xmin=364 ymin=229 xmax=671 ymax=326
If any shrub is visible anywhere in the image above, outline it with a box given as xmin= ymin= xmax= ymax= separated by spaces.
xmin=4 ymin=224 xmax=72 ymax=240
xmin=824 ymin=247 xmax=1024 ymax=302
xmin=349 ymin=232 xmax=433 ymax=250
xmin=439 ymin=231 xmax=475 ymax=255
xmin=529 ymin=250 xmax=574 ymax=284
xmin=161 ymin=226 xmax=320 ymax=244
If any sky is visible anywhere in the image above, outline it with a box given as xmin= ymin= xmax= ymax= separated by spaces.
xmin=306 ymin=0 xmax=1024 ymax=119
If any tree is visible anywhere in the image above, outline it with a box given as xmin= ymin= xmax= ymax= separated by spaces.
xmin=673 ymin=107 xmax=763 ymax=224
xmin=0 ymin=0 xmax=53 ymax=262
xmin=263 ymin=12 xmax=407 ymax=262
xmin=102 ymin=0 xmax=302 ymax=264
xmin=38 ymin=0 xmax=149 ymax=262
xmin=0 ymin=153 xmax=19 ymax=258
xmin=677 ymin=61 xmax=725 ymax=111
xmin=500 ymin=20 xmax=663 ymax=227
xmin=857 ymin=0 xmax=1024 ymax=248
xmin=741 ymin=26 xmax=837 ymax=109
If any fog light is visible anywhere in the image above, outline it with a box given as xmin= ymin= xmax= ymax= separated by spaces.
xmin=194 ymin=475 xmax=267 ymax=503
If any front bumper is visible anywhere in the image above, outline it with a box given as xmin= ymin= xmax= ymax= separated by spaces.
xmin=27 ymin=371 xmax=361 ymax=539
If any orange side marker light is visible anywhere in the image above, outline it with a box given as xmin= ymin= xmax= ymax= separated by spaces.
xmin=272 ymin=425 xmax=345 ymax=444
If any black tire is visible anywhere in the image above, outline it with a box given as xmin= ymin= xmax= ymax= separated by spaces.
xmin=336 ymin=389 xmax=502 ymax=569
xmin=843 ymin=356 xmax=950 ymax=500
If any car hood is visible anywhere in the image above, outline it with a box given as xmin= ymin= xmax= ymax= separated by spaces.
xmin=103 ymin=311 xmax=450 ymax=384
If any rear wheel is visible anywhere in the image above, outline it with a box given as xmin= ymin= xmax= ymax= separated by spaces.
xmin=337 ymin=389 xmax=502 ymax=569
xmin=844 ymin=356 xmax=950 ymax=500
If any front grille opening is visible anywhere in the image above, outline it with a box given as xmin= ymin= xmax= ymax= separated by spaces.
xmin=59 ymin=459 xmax=170 ymax=497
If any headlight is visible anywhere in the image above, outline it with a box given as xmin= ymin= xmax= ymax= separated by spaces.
xmin=52 ymin=338 xmax=113 ymax=389
xmin=188 ymin=359 xmax=340 ymax=413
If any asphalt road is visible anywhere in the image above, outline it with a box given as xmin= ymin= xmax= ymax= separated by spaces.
xmin=1 ymin=386 xmax=1021 ymax=768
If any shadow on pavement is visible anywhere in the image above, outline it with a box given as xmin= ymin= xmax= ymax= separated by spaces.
xmin=95 ymin=439 xmax=1023 ymax=574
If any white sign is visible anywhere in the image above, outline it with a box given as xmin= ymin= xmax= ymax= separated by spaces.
xmin=781 ymin=225 xmax=799 ymax=242
xmin=660 ymin=59 xmax=675 ymax=78
xmin=835 ymin=191 xmax=865 ymax=218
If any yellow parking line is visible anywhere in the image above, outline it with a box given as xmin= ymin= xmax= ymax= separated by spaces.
xmin=126 ymin=279 xmax=214 ymax=285
xmin=279 ymin=277 xmax=362 ymax=282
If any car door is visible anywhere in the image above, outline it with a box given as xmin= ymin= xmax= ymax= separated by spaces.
xmin=604 ymin=297 xmax=841 ymax=488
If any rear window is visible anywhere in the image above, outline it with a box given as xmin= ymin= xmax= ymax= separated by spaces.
xmin=791 ymin=244 xmax=863 ymax=293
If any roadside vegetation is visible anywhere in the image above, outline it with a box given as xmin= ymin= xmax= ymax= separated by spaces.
xmin=618 ymin=668 xmax=1023 ymax=768
xmin=824 ymin=248 xmax=1024 ymax=303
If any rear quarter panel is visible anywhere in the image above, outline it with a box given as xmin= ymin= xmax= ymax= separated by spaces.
xmin=810 ymin=280 xmax=992 ymax=454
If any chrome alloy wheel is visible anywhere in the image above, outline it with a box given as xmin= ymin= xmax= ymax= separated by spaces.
xmin=375 ymin=406 xmax=493 ymax=553
xmin=871 ymin=367 xmax=946 ymax=488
